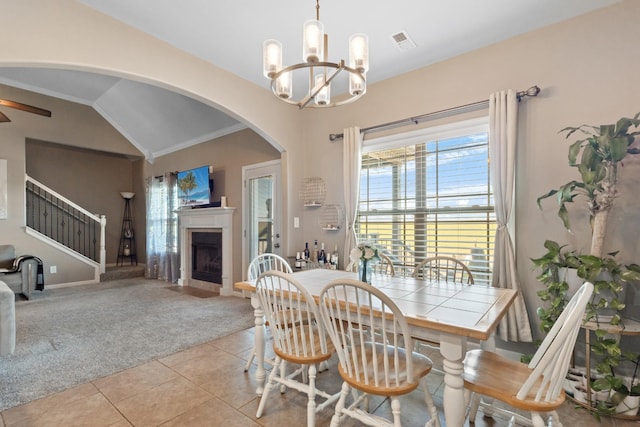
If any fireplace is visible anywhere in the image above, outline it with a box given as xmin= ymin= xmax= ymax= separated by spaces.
xmin=177 ymin=207 xmax=235 ymax=296
xmin=191 ymin=231 xmax=222 ymax=283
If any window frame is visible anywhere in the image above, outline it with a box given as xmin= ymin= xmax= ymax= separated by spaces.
xmin=357 ymin=116 xmax=494 ymax=284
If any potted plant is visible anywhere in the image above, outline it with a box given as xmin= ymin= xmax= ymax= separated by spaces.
xmin=594 ymin=353 xmax=640 ymax=416
xmin=533 ymin=113 xmax=640 ymax=414
xmin=537 ymin=113 xmax=640 ymax=258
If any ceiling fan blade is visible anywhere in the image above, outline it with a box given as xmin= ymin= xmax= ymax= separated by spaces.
xmin=0 ymin=111 xmax=10 ymax=123
xmin=0 ymin=99 xmax=52 ymax=118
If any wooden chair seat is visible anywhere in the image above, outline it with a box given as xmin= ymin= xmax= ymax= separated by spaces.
xmin=340 ymin=342 xmax=433 ymax=397
xmin=274 ymin=325 xmax=334 ymax=365
xmin=463 ymin=349 xmax=565 ymax=412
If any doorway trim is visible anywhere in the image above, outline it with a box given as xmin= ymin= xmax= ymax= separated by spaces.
xmin=242 ymin=159 xmax=282 ymax=279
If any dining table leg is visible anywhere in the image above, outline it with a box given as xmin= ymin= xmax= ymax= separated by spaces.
xmin=439 ymin=334 xmax=468 ymax=427
xmin=250 ymin=294 xmax=266 ymax=396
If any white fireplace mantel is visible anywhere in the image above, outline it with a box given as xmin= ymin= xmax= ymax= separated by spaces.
xmin=177 ymin=207 xmax=235 ymax=296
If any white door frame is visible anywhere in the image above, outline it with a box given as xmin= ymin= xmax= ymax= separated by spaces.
xmin=242 ymin=159 xmax=282 ymax=279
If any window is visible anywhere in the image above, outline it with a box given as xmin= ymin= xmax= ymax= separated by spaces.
xmin=146 ymin=173 xmax=180 ymax=282
xmin=146 ymin=175 xmax=178 ymax=256
xmin=356 ymin=117 xmax=494 ymax=284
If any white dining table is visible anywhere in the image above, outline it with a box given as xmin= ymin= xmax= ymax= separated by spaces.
xmin=235 ymin=268 xmax=516 ymax=427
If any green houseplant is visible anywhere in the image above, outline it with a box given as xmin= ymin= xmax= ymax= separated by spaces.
xmin=613 ymin=354 xmax=640 ymax=416
xmin=533 ymin=113 xmax=640 ymax=414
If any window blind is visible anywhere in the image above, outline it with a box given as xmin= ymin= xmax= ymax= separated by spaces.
xmin=356 ymin=118 xmax=494 ymax=284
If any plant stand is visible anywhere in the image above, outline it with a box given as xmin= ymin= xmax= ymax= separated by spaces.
xmin=117 ymin=195 xmax=137 ymax=266
xmin=568 ymin=318 xmax=640 ymax=420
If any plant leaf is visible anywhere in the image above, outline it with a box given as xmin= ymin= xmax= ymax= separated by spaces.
xmin=537 ymin=189 xmax=558 ymax=209
xmin=610 ymin=136 xmax=630 ymax=161
xmin=558 ymin=205 xmax=571 ymax=230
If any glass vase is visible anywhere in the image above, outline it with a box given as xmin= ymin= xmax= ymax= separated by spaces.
xmin=359 ymin=259 xmax=372 ymax=284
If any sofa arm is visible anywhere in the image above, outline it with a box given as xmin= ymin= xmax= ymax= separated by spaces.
xmin=0 ymin=256 xmax=43 ymax=300
xmin=20 ymin=259 xmax=39 ymax=300
xmin=0 ymin=280 xmax=16 ymax=356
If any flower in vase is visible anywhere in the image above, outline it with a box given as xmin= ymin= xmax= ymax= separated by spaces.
xmin=349 ymin=243 xmax=380 ymax=283
xmin=349 ymin=243 xmax=381 ymax=265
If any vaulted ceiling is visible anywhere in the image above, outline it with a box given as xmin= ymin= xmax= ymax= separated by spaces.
xmin=0 ymin=0 xmax=619 ymax=160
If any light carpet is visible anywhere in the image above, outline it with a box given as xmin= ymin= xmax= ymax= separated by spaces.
xmin=0 ymin=278 xmax=254 ymax=411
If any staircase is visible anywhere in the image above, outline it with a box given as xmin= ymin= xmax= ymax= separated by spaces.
xmin=25 ymin=175 xmax=147 ymax=284
xmin=25 ymin=175 xmax=107 ymax=278
xmin=100 ymin=265 xmax=145 ymax=282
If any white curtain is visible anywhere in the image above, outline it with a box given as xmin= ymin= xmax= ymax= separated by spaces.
xmin=343 ymin=127 xmax=362 ymax=269
xmin=489 ymin=90 xmax=533 ymax=342
xmin=145 ymin=172 xmax=180 ymax=282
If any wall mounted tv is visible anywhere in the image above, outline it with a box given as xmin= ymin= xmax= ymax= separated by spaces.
xmin=177 ymin=165 xmax=211 ymax=207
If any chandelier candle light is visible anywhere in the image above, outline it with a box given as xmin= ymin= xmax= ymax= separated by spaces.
xmin=263 ymin=0 xmax=369 ymax=109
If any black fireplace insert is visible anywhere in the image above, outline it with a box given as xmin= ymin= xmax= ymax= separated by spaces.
xmin=191 ymin=231 xmax=222 ymax=283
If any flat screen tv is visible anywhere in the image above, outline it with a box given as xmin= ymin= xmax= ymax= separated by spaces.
xmin=177 ymin=165 xmax=211 ymax=207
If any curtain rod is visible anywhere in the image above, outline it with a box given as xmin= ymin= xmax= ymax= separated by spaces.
xmin=328 ymin=85 xmax=540 ymax=142
xmin=154 ymin=171 xmax=178 ymax=179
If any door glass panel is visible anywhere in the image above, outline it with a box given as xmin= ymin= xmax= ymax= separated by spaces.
xmin=248 ymin=175 xmax=274 ymax=261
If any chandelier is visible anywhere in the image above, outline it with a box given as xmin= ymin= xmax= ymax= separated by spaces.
xmin=262 ymin=0 xmax=369 ymax=109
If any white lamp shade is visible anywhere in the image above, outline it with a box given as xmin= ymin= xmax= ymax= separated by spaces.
xmin=263 ymin=39 xmax=282 ymax=78
xmin=314 ymin=74 xmax=330 ymax=105
xmin=303 ymin=19 xmax=324 ymax=62
xmin=349 ymin=72 xmax=366 ymax=96
xmin=120 ymin=192 xmax=135 ymax=199
xmin=349 ymin=33 xmax=369 ymax=73
xmin=276 ymin=71 xmax=292 ymax=99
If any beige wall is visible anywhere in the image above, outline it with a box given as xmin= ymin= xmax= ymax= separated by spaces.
xmin=0 ymin=0 xmax=638 ymax=343
xmin=296 ymin=0 xmax=640 ymax=341
xmin=151 ymin=129 xmax=281 ymax=283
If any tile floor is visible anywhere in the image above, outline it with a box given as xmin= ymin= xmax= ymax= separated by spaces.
xmin=0 ymin=327 xmax=636 ymax=426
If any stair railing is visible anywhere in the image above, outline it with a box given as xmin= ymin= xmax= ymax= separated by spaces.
xmin=25 ymin=175 xmax=106 ymax=274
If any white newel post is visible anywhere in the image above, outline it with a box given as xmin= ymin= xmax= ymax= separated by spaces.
xmin=99 ymin=215 xmax=107 ymax=274
xmin=177 ymin=207 xmax=236 ymax=296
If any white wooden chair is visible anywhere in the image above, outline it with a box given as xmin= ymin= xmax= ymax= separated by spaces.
xmin=244 ymin=253 xmax=293 ymax=371
xmin=463 ymin=281 xmax=594 ymax=427
xmin=247 ymin=252 xmax=292 ymax=282
xmin=371 ymin=252 xmax=395 ymax=277
xmin=412 ymin=256 xmax=474 ymax=356
xmin=319 ymin=278 xmax=440 ymax=427
xmin=255 ymin=270 xmax=339 ymax=427
xmin=412 ymin=255 xmax=474 ymax=284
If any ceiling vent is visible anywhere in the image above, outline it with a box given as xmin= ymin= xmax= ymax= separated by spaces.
xmin=391 ymin=30 xmax=416 ymax=51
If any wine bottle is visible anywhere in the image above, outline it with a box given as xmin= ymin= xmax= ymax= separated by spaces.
xmin=295 ymin=252 xmax=302 ymax=269
xmin=331 ymin=244 xmax=339 ymax=270
xmin=318 ymin=242 xmax=326 ymax=265
xmin=303 ymin=242 xmax=310 ymax=260
xmin=312 ymin=240 xmax=319 ymax=262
